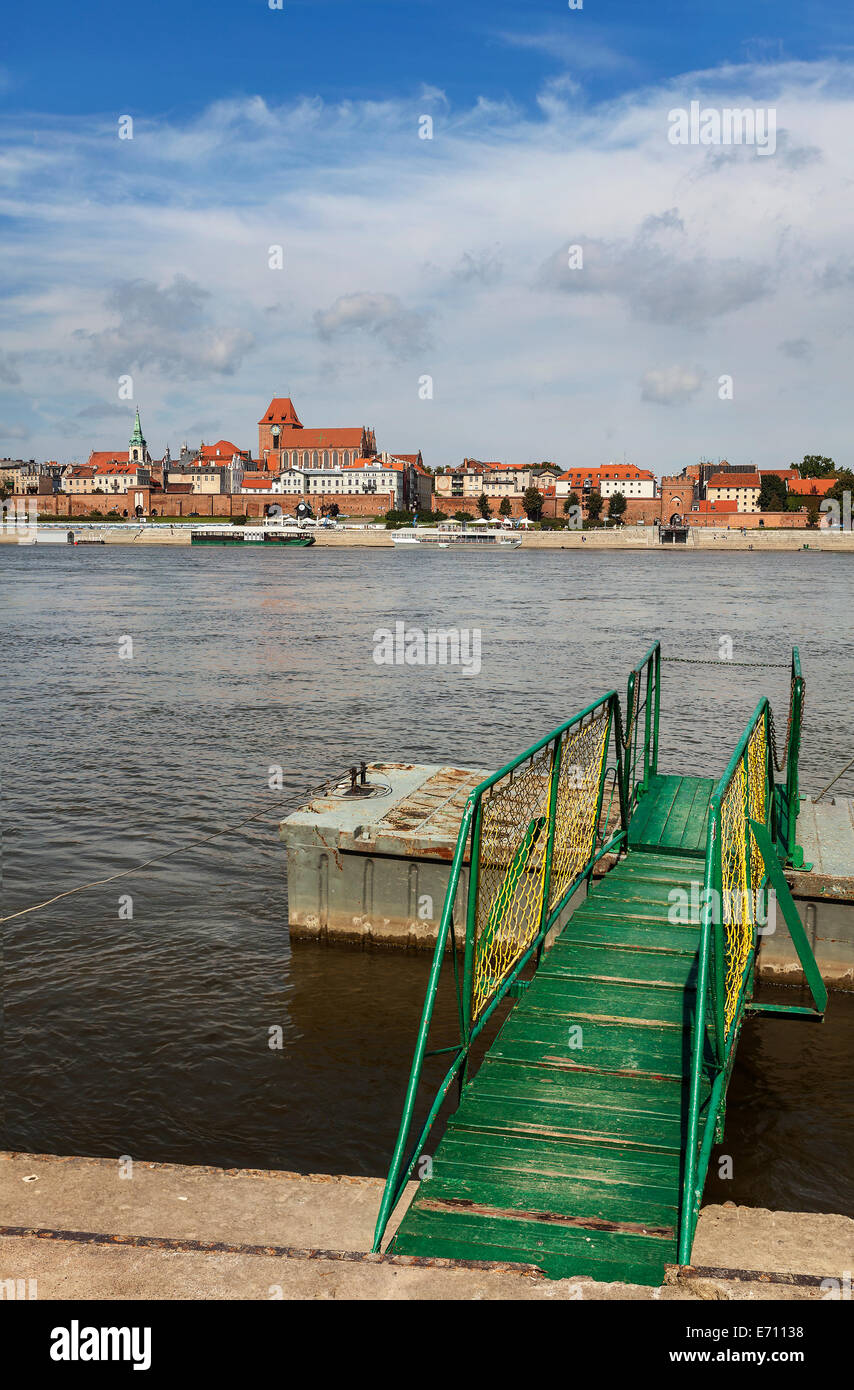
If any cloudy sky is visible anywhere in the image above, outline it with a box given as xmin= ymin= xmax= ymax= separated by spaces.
xmin=2 ymin=1 xmax=853 ymax=471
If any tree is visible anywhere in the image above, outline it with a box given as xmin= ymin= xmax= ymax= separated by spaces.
xmin=608 ymin=491 xmax=627 ymax=524
xmin=759 ymin=474 xmax=787 ymax=511
xmin=586 ymin=490 xmax=603 ymax=523
xmin=563 ymin=491 xmax=580 ymax=515
xmin=827 ymin=468 xmax=854 ymax=505
xmin=806 ymin=501 xmax=821 ymax=528
xmin=793 ymin=455 xmax=837 ymax=478
xmin=522 ymin=486 xmax=544 ymax=521
xmin=477 ymin=492 xmax=491 ymax=518
xmin=499 ymin=497 xmax=512 ymax=517
xmin=453 ymin=510 xmax=471 ymax=523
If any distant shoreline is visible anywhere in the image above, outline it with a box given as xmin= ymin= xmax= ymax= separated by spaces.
xmin=2 ymin=523 xmax=853 ymax=552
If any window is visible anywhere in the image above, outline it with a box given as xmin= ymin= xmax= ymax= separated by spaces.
xmin=312 ymin=451 xmax=319 ymax=467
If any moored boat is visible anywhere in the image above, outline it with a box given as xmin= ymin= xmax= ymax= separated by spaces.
xmin=392 ymin=521 xmax=521 ymax=549
xmin=191 ymin=523 xmax=315 ymax=547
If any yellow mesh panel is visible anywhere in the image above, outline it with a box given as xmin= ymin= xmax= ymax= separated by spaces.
xmin=548 ymin=711 xmax=611 ymax=913
xmin=470 ymin=706 xmax=611 ymax=1020
xmin=719 ymin=717 xmax=768 ymax=1037
xmin=746 ymin=717 xmax=767 ymax=893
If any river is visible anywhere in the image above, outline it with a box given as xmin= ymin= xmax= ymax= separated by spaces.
xmin=2 ymin=545 xmax=852 ymax=1215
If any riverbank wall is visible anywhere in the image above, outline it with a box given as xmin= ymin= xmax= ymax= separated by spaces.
xmin=2 ymin=1152 xmax=850 ymax=1300
xmin=3 ymin=524 xmax=854 ymax=551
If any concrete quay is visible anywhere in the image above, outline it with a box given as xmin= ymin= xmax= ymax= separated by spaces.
xmin=4 ymin=523 xmax=854 ymax=550
xmin=281 ymin=767 xmax=854 ymax=989
xmin=2 ymin=1152 xmax=851 ymax=1301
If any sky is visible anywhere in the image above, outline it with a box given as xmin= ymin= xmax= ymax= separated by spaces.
xmin=2 ymin=0 xmax=854 ymax=472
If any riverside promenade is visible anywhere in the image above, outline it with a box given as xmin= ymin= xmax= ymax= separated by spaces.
xmin=3 ymin=523 xmax=854 ymax=550
xmin=2 ymin=1152 xmax=851 ymax=1300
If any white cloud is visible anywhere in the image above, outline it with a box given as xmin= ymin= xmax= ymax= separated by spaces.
xmin=640 ymin=367 xmax=704 ymax=406
xmin=315 ymin=292 xmax=431 ymax=357
xmin=1 ymin=60 xmax=853 ymax=470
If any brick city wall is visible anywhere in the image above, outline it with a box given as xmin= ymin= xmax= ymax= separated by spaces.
xmin=21 ymin=490 xmax=812 ymax=530
xmin=24 ymin=490 xmax=397 ymax=520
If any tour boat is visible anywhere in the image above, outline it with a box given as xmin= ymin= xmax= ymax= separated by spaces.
xmin=392 ymin=522 xmax=521 ymax=549
xmin=191 ymin=523 xmax=315 ymax=547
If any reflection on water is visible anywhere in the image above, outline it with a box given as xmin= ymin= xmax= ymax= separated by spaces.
xmin=2 ymin=546 xmax=852 ymax=1215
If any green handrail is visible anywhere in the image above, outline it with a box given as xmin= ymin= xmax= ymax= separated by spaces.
xmin=678 ymin=697 xmax=771 ymax=1263
xmin=782 ymin=648 xmax=804 ymax=863
xmin=678 ymin=650 xmax=817 ymax=1265
xmin=373 ymin=689 xmax=627 ymax=1253
xmin=623 ymin=641 xmax=661 ymax=817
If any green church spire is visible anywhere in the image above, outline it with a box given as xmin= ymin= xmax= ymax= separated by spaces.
xmin=129 ymin=407 xmax=146 ymax=448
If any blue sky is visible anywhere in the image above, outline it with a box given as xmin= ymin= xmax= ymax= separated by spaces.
xmin=2 ymin=2 xmax=854 ymax=471
xmin=5 ymin=1 xmax=852 ymax=118
xmin=5 ymin=0 xmax=851 ymax=116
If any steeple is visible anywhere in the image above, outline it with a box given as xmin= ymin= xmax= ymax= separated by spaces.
xmin=129 ymin=408 xmax=149 ymax=464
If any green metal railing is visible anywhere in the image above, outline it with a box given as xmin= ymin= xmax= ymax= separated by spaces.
xmin=623 ymin=641 xmax=661 ymax=818
xmin=777 ymin=648 xmax=805 ymax=864
xmin=678 ymin=649 xmax=824 ymax=1265
xmin=372 ymin=689 xmax=627 ymax=1252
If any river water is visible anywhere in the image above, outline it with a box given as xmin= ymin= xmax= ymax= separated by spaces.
xmin=2 ymin=545 xmax=852 ymax=1215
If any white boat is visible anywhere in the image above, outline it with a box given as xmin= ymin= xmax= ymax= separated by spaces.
xmin=392 ymin=522 xmax=521 ymax=549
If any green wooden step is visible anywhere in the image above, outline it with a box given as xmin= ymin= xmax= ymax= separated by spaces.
xmin=543 ymin=941 xmax=699 ymax=990
xmin=433 ymin=1127 xmax=682 ymax=1192
xmin=422 ymin=1160 xmax=678 ymax=1230
xmin=628 ymin=774 xmax=714 ymax=856
xmin=526 ymin=974 xmax=698 ymax=1028
xmin=556 ymin=916 xmax=701 ymax=955
xmin=589 ymin=878 xmax=694 ymax=907
xmin=570 ymin=896 xmax=684 ymax=924
xmin=605 ymin=860 xmax=706 ymax=886
xmin=390 ymin=1204 xmax=677 ymax=1284
xmin=489 ymin=1011 xmax=713 ymax=1079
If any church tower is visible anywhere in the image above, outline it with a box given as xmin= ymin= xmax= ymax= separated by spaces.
xmin=128 ymin=408 xmax=150 ymax=465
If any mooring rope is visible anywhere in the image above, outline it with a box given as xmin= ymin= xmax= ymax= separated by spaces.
xmin=0 ymin=760 xmax=389 ymax=925
xmin=814 ymin=753 xmax=854 ymax=802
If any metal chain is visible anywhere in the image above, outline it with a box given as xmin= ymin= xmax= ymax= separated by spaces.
xmin=768 ymin=678 xmax=805 ymax=774
xmin=661 ymin=657 xmax=801 ymax=773
xmin=662 ymin=657 xmax=791 ymax=668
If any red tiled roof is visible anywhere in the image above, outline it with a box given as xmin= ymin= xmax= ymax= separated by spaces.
xmin=274 ymin=428 xmax=366 ymax=449
xmin=199 ymin=440 xmax=244 ymax=460
xmin=760 ymin=468 xmax=800 ymax=480
xmin=598 ymin=465 xmax=655 ymax=480
xmin=787 ymin=477 xmax=836 ymax=495
xmin=693 ymin=498 xmax=739 ymax=513
xmin=92 ymin=461 xmax=143 ymax=475
xmin=87 ymin=450 xmax=125 ymax=469
xmin=706 ymin=472 xmax=767 ymax=489
xmin=68 ymin=465 xmax=96 ymax=478
xmin=241 ymin=475 xmax=274 ymax=489
xmin=259 ymin=397 xmax=303 ymax=427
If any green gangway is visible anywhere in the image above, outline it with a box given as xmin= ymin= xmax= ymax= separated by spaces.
xmin=373 ymin=645 xmax=826 ymax=1285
